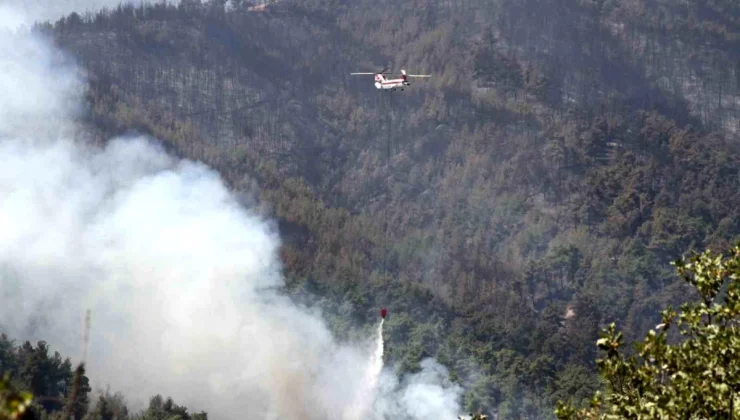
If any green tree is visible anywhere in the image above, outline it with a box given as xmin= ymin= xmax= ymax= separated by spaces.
xmin=86 ymin=392 xmax=129 ymax=420
xmin=63 ymin=365 xmax=91 ymax=420
xmin=140 ymin=395 xmax=207 ymax=420
xmin=555 ymin=243 xmax=740 ymax=419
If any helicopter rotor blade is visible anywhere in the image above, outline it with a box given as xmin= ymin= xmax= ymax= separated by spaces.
xmin=350 ymin=72 xmax=376 ymax=75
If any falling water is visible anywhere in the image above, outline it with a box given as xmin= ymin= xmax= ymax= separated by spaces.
xmin=367 ymin=318 xmax=385 ymax=394
xmin=345 ymin=318 xmax=384 ymax=420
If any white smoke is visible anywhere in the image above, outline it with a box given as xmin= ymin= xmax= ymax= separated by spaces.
xmin=0 ymin=8 xmax=466 ymax=420
xmin=0 ymin=0 xmax=130 ymax=30
xmin=374 ymin=359 xmax=465 ymax=420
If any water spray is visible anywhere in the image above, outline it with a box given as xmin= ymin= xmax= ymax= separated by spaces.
xmin=345 ymin=317 xmax=385 ymax=420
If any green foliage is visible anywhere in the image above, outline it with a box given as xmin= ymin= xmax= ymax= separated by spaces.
xmin=138 ymin=395 xmax=207 ymax=420
xmin=85 ymin=392 xmax=129 ymax=420
xmin=0 ymin=373 xmax=32 ymax=420
xmin=555 ymin=243 xmax=740 ymax=418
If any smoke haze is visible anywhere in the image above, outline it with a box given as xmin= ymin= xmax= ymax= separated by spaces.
xmin=0 ymin=0 xmax=145 ymax=30
xmin=0 ymin=6 xmax=465 ymax=420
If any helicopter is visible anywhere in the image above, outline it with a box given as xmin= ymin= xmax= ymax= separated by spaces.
xmin=350 ymin=68 xmax=431 ymax=91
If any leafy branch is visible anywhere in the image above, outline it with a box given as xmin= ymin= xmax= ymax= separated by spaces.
xmin=555 ymin=243 xmax=740 ymax=419
xmin=0 ymin=374 xmax=32 ymax=420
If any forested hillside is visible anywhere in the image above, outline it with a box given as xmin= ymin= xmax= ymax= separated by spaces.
xmin=18 ymin=0 xmax=740 ymax=417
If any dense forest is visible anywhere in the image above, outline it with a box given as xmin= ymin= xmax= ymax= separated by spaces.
xmin=3 ymin=0 xmax=740 ymax=418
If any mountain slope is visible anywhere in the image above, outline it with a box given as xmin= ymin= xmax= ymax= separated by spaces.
xmin=35 ymin=0 xmax=740 ymax=417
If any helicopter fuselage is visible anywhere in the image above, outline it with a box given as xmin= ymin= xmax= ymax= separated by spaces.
xmin=374 ymin=79 xmax=411 ymax=90
xmin=374 ymin=73 xmax=410 ymax=90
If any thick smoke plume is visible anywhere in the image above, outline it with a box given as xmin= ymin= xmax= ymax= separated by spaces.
xmin=0 ymin=7 xmax=465 ymax=420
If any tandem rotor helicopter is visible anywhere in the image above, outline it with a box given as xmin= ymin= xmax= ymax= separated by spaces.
xmin=351 ymin=68 xmax=431 ymax=91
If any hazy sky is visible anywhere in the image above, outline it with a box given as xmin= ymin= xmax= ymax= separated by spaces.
xmin=0 ymin=0 xmax=158 ymax=29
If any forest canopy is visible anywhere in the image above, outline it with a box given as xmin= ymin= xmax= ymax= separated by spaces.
xmin=1 ymin=0 xmax=739 ymax=418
